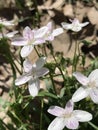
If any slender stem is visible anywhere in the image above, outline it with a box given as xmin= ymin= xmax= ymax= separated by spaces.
xmin=49 ymin=72 xmax=57 ymax=95
xmin=34 ymin=46 xmax=40 ymax=57
xmin=40 ymin=99 xmax=44 ymax=130
xmin=72 ymin=34 xmax=78 ymax=72
xmin=52 ymin=52 xmax=71 ymax=95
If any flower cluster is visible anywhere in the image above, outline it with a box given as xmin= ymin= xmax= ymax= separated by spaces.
xmin=12 ymin=22 xmax=63 ymax=58
xmin=11 ymin=18 xmax=96 ymax=130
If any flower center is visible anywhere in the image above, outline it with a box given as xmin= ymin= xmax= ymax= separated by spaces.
xmin=61 ymin=112 xmax=72 ymax=118
xmin=88 ymin=81 xmax=96 ymax=88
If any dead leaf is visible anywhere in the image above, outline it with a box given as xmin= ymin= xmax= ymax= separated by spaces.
xmin=87 ymin=7 xmax=98 ymax=25
xmin=63 ymin=4 xmax=74 ymax=17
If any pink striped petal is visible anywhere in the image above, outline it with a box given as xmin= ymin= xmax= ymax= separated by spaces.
xmin=65 ymin=100 xmax=74 ymax=114
xmin=64 ymin=116 xmax=79 ymax=129
xmin=21 ymin=45 xmax=34 ymax=58
xmin=48 ymin=106 xmax=65 ymax=117
xmin=48 ymin=117 xmax=65 ymax=130
xmin=72 ymin=87 xmax=89 ymax=102
xmin=73 ymin=72 xmax=89 ymax=86
xmin=90 ymin=88 xmax=98 ymax=104
xmin=23 ymin=26 xmax=34 ymax=40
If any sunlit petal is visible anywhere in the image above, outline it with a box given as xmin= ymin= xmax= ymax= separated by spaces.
xmin=72 ymin=87 xmax=89 ymax=102
xmin=48 ymin=106 xmax=65 ymax=117
xmin=28 ymin=78 xmax=40 ymax=97
xmin=73 ymin=72 xmax=89 ymax=86
xmin=73 ymin=110 xmax=92 ymax=122
xmin=11 ymin=37 xmax=27 ymax=46
xmin=52 ymin=28 xmax=63 ymax=37
xmin=15 ymin=73 xmax=32 ymax=86
xmin=48 ymin=117 xmax=65 ymax=130
xmin=90 ymin=88 xmax=98 ymax=104
xmin=21 ymin=45 xmax=34 ymax=58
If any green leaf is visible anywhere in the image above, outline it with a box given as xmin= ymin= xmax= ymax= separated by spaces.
xmin=81 ymin=40 xmax=92 ymax=46
xmin=38 ymin=91 xmax=58 ymax=99
xmin=88 ymin=122 xmax=98 ymax=130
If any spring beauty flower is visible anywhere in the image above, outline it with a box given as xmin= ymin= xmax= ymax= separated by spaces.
xmin=48 ymin=100 xmax=92 ymax=130
xmin=61 ymin=18 xmax=89 ymax=32
xmin=11 ymin=26 xmax=48 ymax=57
xmin=15 ymin=57 xmax=49 ymax=97
xmin=12 ymin=22 xmax=63 ymax=57
xmin=72 ymin=69 xmax=98 ymax=104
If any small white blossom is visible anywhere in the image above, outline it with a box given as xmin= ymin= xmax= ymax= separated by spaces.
xmin=61 ymin=18 xmax=89 ymax=32
xmin=72 ymin=69 xmax=98 ymax=104
xmin=15 ymin=57 xmax=49 ymax=97
xmin=48 ymin=100 xmax=92 ymax=130
xmin=12 ymin=26 xmax=47 ymax=57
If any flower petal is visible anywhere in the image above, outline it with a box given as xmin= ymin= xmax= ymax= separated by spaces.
xmin=28 ymin=78 xmax=40 ymax=97
xmin=48 ymin=117 xmax=65 ymax=130
xmin=15 ymin=73 xmax=32 ymax=86
xmin=65 ymin=100 xmax=74 ymax=114
xmin=21 ymin=45 xmax=34 ymax=58
xmin=64 ymin=116 xmax=79 ymax=129
xmin=23 ymin=59 xmax=32 ymax=72
xmin=47 ymin=22 xmax=53 ymax=32
xmin=36 ymin=67 xmax=49 ymax=77
xmin=88 ymin=69 xmax=98 ymax=87
xmin=73 ymin=110 xmax=92 ymax=122
xmin=23 ymin=26 xmax=34 ymax=40
xmin=34 ymin=26 xmax=48 ymax=39
xmin=71 ymin=26 xmax=82 ymax=32
xmin=33 ymin=38 xmax=45 ymax=45
xmin=11 ymin=37 xmax=27 ymax=46
xmin=48 ymin=106 xmax=65 ymax=117
xmin=73 ymin=72 xmax=89 ymax=86
xmin=61 ymin=22 xmax=72 ymax=30
xmin=32 ymin=57 xmax=46 ymax=69
xmin=90 ymin=88 xmax=98 ymax=104
xmin=80 ymin=22 xmax=89 ymax=27
xmin=6 ymin=31 xmax=18 ymax=38
xmin=52 ymin=28 xmax=63 ymax=37
xmin=72 ymin=87 xmax=89 ymax=102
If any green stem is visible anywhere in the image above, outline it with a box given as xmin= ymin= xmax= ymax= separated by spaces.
xmin=49 ymin=72 xmax=57 ymax=95
xmin=52 ymin=53 xmax=71 ymax=95
xmin=72 ymin=35 xmax=78 ymax=72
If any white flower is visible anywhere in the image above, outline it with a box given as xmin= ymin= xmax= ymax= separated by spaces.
xmin=72 ymin=69 xmax=98 ymax=104
xmin=11 ymin=26 xmax=47 ymax=57
xmin=48 ymin=100 xmax=92 ymax=130
xmin=0 ymin=19 xmax=15 ymax=26
xmin=15 ymin=57 xmax=49 ymax=97
xmin=0 ymin=31 xmax=18 ymax=39
xmin=12 ymin=23 xmax=63 ymax=57
xmin=61 ymin=18 xmax=89 ymax=32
